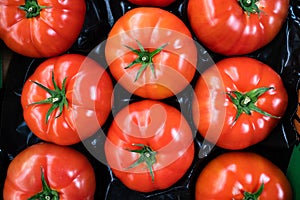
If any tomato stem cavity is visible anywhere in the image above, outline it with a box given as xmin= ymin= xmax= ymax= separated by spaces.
xmin=28 ymin=167 xmax=59 ymax=200
xmin=124 ymin=40 xmax=168 ymax=81
xmin=29 ymin=71 xmax=68 ymax=124
xmin=243 ymin=182 xmax=264 ymax=200
xmin=226 ymin=87 xmax=280 ymax=123
xmin=19 ymin=0 xmax=51 ymax=18
xmin=125 ymin=144 xmax=157 ymax=181
xmin=238 ymin=0 xmax=261 ymax=15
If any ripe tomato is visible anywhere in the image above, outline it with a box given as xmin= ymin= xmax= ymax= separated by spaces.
xmin=3 ymin=142 xmax=96 ymax=200
xmin=21 ymin=54 xmax=113 ymax=145
xmin=187 ymin=0 xmax=289 ymax=55
xmin=0 ymin=0 xmax=86 ymax=58
xmin=195 ymin=151 xmax=293 ymax=199
xmin=127 ymin=0 xmax=176 ymax=7
xmin=105 ymin=7 xmax=197 ymax=99
xmin=104 ymin=100 xmax=195 ymax=192
xmin=192 ymin=57 xmax=288 ymax=150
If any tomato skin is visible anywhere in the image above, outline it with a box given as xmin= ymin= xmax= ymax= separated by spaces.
xmin=105 ymin=7 xmax=197 ymax=99
xmin=192 ymin=57 xmax=288 ymax=150
xmin=187 ymin=0 xmax=289 ymax=55
xmin=0 ymin=0 xmax=86 ymax=58
xmin=195 ymin=152 xmax=292 ymax=200
xmin=127 ymin=0 xmax=176 ymax=7
xmin=3 ymin=143 xmax=96 ymax=200
xmin=21 ymin=54 xmax=113 ymax=145
xmin=104 ymin=100 xmax=195 ymax=192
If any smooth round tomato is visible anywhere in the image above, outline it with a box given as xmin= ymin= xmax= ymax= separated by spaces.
xmin=195 ymin=151 xmax=293 ymax=199
xmin=192 ymin=57 xmax=288 ymax=150
xmin=3 ymin=142 xmax=96 ymax=200
xmin=105 ymin=7 xmax=197 ymax=99
xmin=21 ymin=54 xmax=114 ymax=145
xmin=187 ymin=0 xmax=289 ymax=55
xmin=0 ymin=0 xmax=86 ymax=58
xmin=127 ymin=0 xmax=176 ymax=7
xmin=104 ymin=100 xmax=195 ymax=192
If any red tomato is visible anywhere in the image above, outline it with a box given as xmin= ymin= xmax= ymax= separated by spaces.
xmin=21 ymin=54 xmax=113 ymax=145
xmin=3 ymin=142 xmax=96 ymax=200
xmin=192 ymin=57 xmax=288 ymax=150
xmin=127 ymin=0 xmax=176 ymax=7
xmin=105 ymin=7 xmax=197 ymax=99
xmin=104 ymin=100 xmax=195 ymax=192
xmin=195 ymin=151 xmax=293 ymax=199
xmin=0 ymin=0 xmax=86 ymax=58
xmin=187 ymin=0 xmax=289 ymax=55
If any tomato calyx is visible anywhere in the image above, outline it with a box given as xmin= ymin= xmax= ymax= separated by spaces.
xmin=126 ymin=144 xmax=157 ymax=181
xmin=238 ymin=0 xmax=261 ymax=15
xmin=19 ymin=0 xmax=51 ymax=18
xmin=29 ymin=71 xmax=68 ymax=123
xmin=124 ymin=40 xmax=168 ymax=81
xmin=226 ymin=87 xmax=280 ymax=123
xmin=242 ymin=182 xmax=264 ymax=200
xmin=28 ymin=168 xmax=59 ymax=200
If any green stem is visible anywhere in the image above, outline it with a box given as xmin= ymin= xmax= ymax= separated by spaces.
xmin=125 ymin=144 xmax=157 ymax=181
xmin=28 ymin=167 xmax=59 ymax=200
xmin=238 ymin=0 xmax=261 ymax=15
xmin=226 ymin=87 xmax=280 ymax=123
xmin=243 ymin=182 xmax=264 ymax=200
xmin=19 ymin=0 xmax=51 ymax=18
xmin=29 ymin=71 xmax=68 ymax=124
xmin=124 ymin=40 xmax=168 ymax=81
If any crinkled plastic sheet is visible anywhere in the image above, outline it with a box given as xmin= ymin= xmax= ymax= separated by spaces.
xmin=0 ymin=0 xmax=299 ymax=199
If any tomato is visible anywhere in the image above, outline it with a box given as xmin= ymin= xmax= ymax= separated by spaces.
xmin=105 ymin=7 xmax=197 ymax=99
xmin=192 ymin=57 xmax=288 ymax=150
xmin=0 ymin=0 xmax=86 ymax=58
xmin=195 ymin=151 xmax=293 ymax=199
xmin=21 ymin=54 xmax=113 ymax=145
xmin=3 ymin=142 xmax=96 ymax=200
xmin=187 ymin=0 xmax=289 ymax=55
xmin=104 ymin=100 xmax=195 ymax=192
xmin=127 ymin=0 xmax=176 ymax=7
xmin=293 ymin=91 xmax=300 ymax=135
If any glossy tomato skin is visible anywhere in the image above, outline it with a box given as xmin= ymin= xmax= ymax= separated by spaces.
xmin=195 ymin=152 xmax=293 ymax=199
xmin=3 ymin=143 xmax=96 ymax=200
xmin=127 ymin=0 xmax=176 ymax=7
xmin=0 ymin=0 xmax=86 ymax=58
xmin=105 ymin=7 xmax=197 ymax=99
xmin=105 ymin=100 xmax=195 ymax=192
xmin=187 ymin=0 xmax=289 ymax=55
xmin=21 ymin=54 xmax=113 ymax=145
xmin=192 ymin=57 xmax=288 ymax=150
